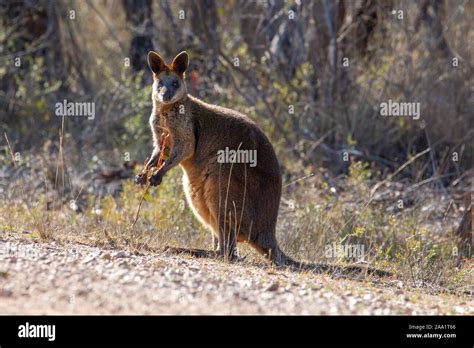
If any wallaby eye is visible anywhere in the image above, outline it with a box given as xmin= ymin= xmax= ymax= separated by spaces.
xmin=172 ymin=81 xmax=179 ymax=88
xmin=157 ymin=80 xmax=164 ymax=87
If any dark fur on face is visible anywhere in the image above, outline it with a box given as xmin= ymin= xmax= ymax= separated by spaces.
xmin=153 ymin=71 xmax=186 ymax=104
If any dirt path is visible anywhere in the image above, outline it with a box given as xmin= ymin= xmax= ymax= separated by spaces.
xmin=0 ymin=236 xmax=472 ymax=315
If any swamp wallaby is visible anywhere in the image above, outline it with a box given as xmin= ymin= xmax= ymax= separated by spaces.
xmin=136 ymin=51 xmax=390 ymax=277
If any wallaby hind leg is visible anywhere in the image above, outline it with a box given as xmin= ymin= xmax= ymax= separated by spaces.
xmin=248 ymin=232 xmax=286 ymax=265
xmin=207 ymin=203 xmax=238 ymax=261
xmin=163 ymin=223 xmax=237 ymax=261
xmin=212 ymin=233 xmax=219 ymax=251
xmin=217 ymin=228 xmax=238 ymax=261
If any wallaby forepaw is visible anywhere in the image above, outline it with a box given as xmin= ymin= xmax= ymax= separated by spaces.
xmin=135 ymin=172 xmax=148 ymax=186
xmin=149 ymin=172 xmax=163 ymax=186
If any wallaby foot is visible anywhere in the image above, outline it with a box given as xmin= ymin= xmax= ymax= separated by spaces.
xmin=163 ymin=245 xmax=245 ymax=262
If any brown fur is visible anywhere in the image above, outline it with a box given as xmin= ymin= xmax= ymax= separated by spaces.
xmin=136 ymin=51 xmax=391 ymax=277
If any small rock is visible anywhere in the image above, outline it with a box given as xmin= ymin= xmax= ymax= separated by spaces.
xmin=82 ymin=251 xmax=101 ymax=264
xmin=75 ymin=289 xmax=89 ymax=297
xmin=261 ymin=292 xmax=275 ymax=300
xmin=112 ymin=251 xmax=128 ymax=258
xmin=0 ymin=288 xmax=13 ymax=297
xmin=264 ymin=281 xmax=279 ymax=292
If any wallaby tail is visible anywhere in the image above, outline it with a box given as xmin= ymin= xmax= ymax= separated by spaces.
xmin=272 ymin=246 xmax=392 ymax=278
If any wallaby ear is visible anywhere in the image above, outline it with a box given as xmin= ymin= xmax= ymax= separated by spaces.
xmin=147 ymin=51 xmax=166 ymax=74
xmin=171 ymin=51 xmax=189 ymax=74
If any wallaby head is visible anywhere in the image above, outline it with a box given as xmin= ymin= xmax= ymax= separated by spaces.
xmin=147 ymin=51 xmax=189 ymax=105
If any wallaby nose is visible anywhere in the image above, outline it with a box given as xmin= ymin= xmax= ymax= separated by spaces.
xmin=159 ymin=87 xmax=171 ymax=102
xmin=163 ymin=90 xmax=173 ymax=102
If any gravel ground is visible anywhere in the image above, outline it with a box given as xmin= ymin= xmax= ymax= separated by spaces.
xmin=0 ymin=236 xmax=472 ymax=315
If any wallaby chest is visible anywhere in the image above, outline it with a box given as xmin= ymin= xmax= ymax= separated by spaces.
xmin=152 ymin=104 xmax=194 ymax=138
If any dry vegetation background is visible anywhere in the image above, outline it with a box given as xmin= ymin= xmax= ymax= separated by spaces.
xmin=0 ymin=0 xmax=473 ymax=297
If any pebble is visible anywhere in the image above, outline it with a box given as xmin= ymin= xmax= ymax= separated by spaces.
xmin=264 ymin=281 xmax=279 ymax=292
